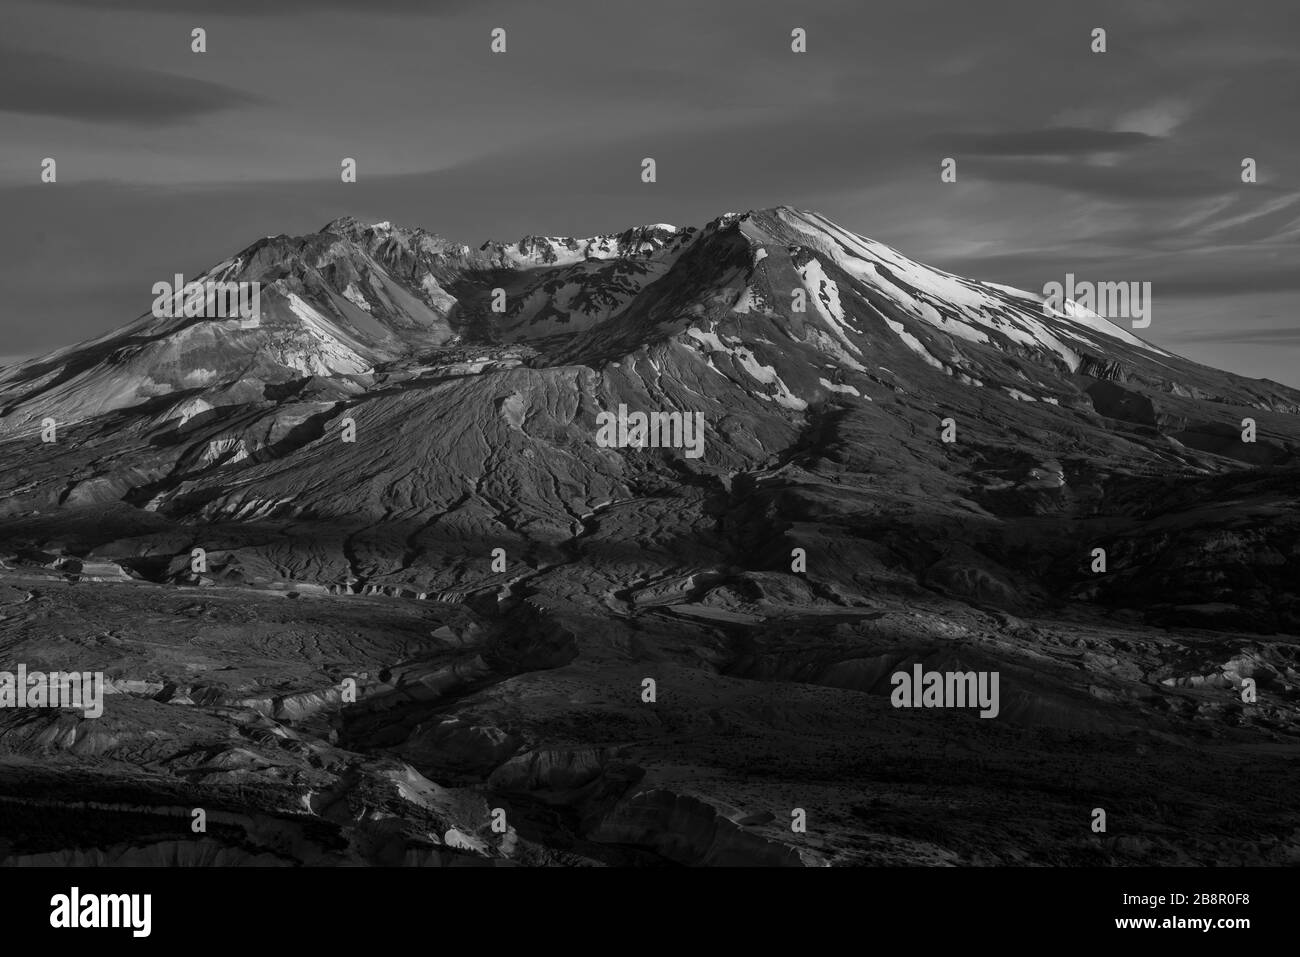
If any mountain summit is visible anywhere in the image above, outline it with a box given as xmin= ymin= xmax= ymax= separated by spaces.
xmin=3 ymin=206 xmax=1294 ymax=428
xmin=1 ymin=205 xmax=1298 ymax=616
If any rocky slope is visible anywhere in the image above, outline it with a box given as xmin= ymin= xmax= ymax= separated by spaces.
xmin=1 ymin=207 xmax=1298 ymax=866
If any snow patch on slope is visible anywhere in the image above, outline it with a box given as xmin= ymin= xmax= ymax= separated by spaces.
xmin=884 ymin=319 xmax=945 ymax=371
xmin=776 ymin=208 xmax=1169 ymax=363
xmin=686 ymin=326 xmax=807 ymax=410
xmin=798 ymin=259 xmax=867 ymax=372
xmin=819 ymin=377 xmax=863 ymax=397
xmin=1049 ymin=297 xmax=1172 ymax=355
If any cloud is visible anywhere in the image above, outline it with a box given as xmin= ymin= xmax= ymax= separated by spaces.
xmin=961 ymin=155 xmax=1233 ymax=200
xmin=1114 ymin=100 xmax=1194 ymax=137
xmin=0 ymin=46 xmax=262 ymax=125
xmin=939 ymin=127 xmax=1160 ymax=157
xmin=1170 ymin=326 xmax=1300 ymax=345
xmin=1194 ymin=193 xmax=1300 ymax=238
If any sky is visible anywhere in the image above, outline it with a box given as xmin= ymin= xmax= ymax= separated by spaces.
xmin=2 ymin=0 xmax=1298 ymax=384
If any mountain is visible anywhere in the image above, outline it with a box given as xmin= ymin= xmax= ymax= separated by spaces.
xmin=2 ymin=207 xmax=1299 ymax=867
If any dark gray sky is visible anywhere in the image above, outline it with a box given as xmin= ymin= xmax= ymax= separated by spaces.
xmin=2 ymin=0 xmax=1297 ymax=384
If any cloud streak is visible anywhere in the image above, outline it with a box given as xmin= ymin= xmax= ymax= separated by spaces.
xmin=938 ymin=127 xmax=1161 ymax=157
xmin=0 ymin=46 xmax=262 ymax=125
xmin=1171 ymin=326 xmax=1300 ymax=345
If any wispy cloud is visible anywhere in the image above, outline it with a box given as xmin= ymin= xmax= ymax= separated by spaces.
xmin=1171 ymin=326 xmax=1300 ymax=345
xmin=1113 ymin=100 xmax=1194 ymax=137
xmin=0 ymin=46 xmax=262 ymax=125
xmin=960 ymin=156 xmax=1233 ymax=200
xmin=939 ymin=127 xmax=1160 ymax=157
